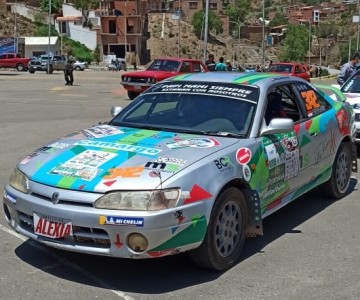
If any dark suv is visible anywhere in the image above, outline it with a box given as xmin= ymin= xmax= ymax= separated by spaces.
xmin=29 ymin=55 xmax=66 ymax=74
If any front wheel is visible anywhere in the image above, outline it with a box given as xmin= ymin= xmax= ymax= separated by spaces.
xmin=75 ymin=66 xmax=81 ymax=71
xmin=189 ymin=187 xmax=247 ymax=271
xmin=127 ymin=91 xmax=139 ymax=100
xmin=323 ymin=143 xmax=352 ymax=199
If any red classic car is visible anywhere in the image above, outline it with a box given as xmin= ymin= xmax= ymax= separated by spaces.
xmin=121 ymin=57 xmax=208 ymax=99
xmin=267 ymin=62 xmax=311 ymax=82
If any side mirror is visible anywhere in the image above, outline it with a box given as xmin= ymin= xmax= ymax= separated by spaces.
xmin=111 ymin=106 xmax=122 ymax=117
xmin=260 ymin=118 xmax=294 ymax=136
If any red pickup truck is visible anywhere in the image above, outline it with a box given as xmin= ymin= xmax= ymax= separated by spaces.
xmin=0 ymin=53 xmax=30 ymax=71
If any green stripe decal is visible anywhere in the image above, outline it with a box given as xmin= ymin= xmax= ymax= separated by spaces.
xmin=234 ymin=73 xmax=280 ymax=84
xmin=116 ymin=130 xmax=159 ymax=144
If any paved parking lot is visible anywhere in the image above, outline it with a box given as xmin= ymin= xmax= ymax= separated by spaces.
xmin=1 ymin=70 xmax=360 ymax=300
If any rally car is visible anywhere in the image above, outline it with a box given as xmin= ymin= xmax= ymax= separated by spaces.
xmin=3 ymin=72 xmax=357 ymax=271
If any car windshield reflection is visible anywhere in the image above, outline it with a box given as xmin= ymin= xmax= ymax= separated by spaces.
xmin=109 ymin=83 xmax=259 ymax=137
xmin=147 ymin=59 xmax=181 ymax=72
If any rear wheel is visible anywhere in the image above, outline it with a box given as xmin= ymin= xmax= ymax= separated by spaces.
xmin=127 ymin=91 xmax=139 ymax=100
xmin=16 ymin=63 xmax=25 ymax=71
xmin=189 ymin=187 xmax=247 ymax=271
xmin=46 ymin=65 xmax=53 ymax=74
xmin=324 ymin=143 xmax=352 ymax=199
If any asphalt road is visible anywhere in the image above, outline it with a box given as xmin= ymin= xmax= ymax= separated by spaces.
xmin=0 ymin=70 xmax=359 ymax=300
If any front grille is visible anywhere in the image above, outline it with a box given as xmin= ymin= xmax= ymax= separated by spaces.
xmin=18 ymin=211 xmax=110 ymax=248
xmin=30 ymin=191 xmax=94 ymax=207
xmin=30 ymin=61 xmax=41 ymax=66
xmin=129 ymin=77 xmax=149 ymax=84
xmin=355 ymin=113 xmax=360 ymax=122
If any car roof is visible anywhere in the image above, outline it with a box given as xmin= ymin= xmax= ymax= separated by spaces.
xmin=152 ymin=57 xmax=205 ymax=63
xmin=165 ymin=71 xmax=299 ymax=87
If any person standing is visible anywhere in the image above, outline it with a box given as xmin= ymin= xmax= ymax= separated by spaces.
xmin=226 ymin=59 xmax=233 ymax=71
xmin=215 ymin=57 xmax=227 ymax=71
xmin=205 ymin=53 xmax=216 ymax=71
xmin=64 ymin=54 xmax=75 ymax=85
xmin=337 ymin=53 xmax=360 ymax=86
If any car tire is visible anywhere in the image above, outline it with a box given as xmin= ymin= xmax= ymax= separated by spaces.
xmin=29 ymin=70 xmax=35 ymax=74
xmin=75 ymin=66 xmax=81 ymax=71
xmin=189 ymin=187 xmax=247 ymax=271
xmin=128 ymin=91 xmax=139 ymax=100
xmin=324 ymin=142 xmax=352 ymax=199
xmin=16 ymin=64 xmax=25 ymax=71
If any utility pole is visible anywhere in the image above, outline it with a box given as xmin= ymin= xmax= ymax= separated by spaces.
xmin=261 ymin=0 xmax=265 ymax=66
xmin=308 ymin=20 xmax=311 ymax=66
xmin=203 ymin=0 xmax=209 ymax=62
xmin=47 ymin=0 xmax=51 ymax=74
xmin=177 ymin=0 xmax=180 ymax=57
xmin=14 ymin=0 xmax=17 ymax=53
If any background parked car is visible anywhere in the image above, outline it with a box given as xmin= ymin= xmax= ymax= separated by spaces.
xmin=121 ymin=57 xmax=208 ymax=99
xmin=28 ymin=55 xmax=66 ymax=74
xmin=73 ymin=61 xmax=88 ymax=71
xmin=267 ymin=62 xmax=311 ymax=82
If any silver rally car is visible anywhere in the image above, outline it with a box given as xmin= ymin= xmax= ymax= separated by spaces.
xmin=3 ymin=72 xmax=357 ymax=271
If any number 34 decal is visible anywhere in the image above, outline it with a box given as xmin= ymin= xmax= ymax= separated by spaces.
xmin=301 ymin=90 xmax=320 ymax=111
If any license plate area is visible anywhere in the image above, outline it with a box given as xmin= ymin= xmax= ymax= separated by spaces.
xmin=34 ymin=213 xmax=73 ymax=239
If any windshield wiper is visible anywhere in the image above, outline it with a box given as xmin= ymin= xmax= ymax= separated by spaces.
xmin=200 ymin=131 xmax=245 ymax=138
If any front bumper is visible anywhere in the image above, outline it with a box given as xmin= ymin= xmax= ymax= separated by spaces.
xmin=3 ymin=183 xmax=207 ymax=258
xmin=121 ymin=82 xmax=152 ymax=93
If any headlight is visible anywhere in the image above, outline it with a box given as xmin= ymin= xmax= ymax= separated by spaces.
xmin=122 ymin=77 xmax=127 ymax=82
xmin=94 ymin=188 xmax=180 ymax=210
xmin=353 ymin=103 xmax=360 ymax=109
xmin=9 ymin=168 xmax=29 ymax=193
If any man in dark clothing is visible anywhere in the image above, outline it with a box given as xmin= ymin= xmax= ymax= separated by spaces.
xmin=205 ymin=53 xmax=216 ymax=71
xmin=64 ymin=55 xmax=75 ymax=85
xmin=337 ymin=52 xmax=360 ymax=86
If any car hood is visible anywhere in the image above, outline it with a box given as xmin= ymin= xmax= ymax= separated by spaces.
xmin=18 ymin=125 xmax=238 ymax=193
xmin=124 ymin=70 xmax=178 ymax=78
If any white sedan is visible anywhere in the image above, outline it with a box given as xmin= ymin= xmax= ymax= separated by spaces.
xmin=73 ymin=61 xmax=88 ymax=71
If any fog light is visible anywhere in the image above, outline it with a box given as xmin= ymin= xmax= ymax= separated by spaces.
xmin=127 ymin=233 xmax=148 ymax=253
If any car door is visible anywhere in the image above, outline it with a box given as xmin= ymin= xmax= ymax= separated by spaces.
xmin=258 ymin=84 xmax=303 ymax=216
xmin=292 ymin=82 xmax=335 ymax=187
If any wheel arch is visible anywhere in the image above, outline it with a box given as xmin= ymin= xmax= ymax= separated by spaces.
xmin=218 ymin=178 xmax=263 ymax=237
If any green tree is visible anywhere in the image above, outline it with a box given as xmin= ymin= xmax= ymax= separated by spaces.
xmin=72 ymin=0 xmax=99 ymax=27
xmin=191 ymin=10 xmax=223 ymax=38
xmin=269 ymin=12 xmax=287 ymax=27
xmin=39 ymin=0 xmax=62 ymax=14
xmin=279 ymin=24 xmax=309 ymax=62
xmin=225 ymin=0 xmax=250 ymax=24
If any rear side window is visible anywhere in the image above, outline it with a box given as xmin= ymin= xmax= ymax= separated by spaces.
xmin=294 ymin=83 xmax=330 ymax=117
xmin=193 ymin=62 xmax=202 ymax=72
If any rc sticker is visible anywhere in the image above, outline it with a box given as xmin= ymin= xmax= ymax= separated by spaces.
xmin=236 ymin=147 xmax=252 ymax=165
xmin=242 ymin=164 xmax=252 ymax=181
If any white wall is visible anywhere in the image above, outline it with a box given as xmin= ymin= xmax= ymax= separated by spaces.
xmin=11 ymin=3 xmax=54 ymax=23
xmin=56 ymin=3 xmax=98 ymax=50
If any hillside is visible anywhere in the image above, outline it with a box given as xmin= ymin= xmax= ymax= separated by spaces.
xmin=0 ymin=10 xmax=37 ymax=37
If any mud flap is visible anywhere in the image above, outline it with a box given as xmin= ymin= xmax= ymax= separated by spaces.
xmin=351 ymin=143 xmax=358 ymax=173
xmin=243 ymin=189 xmax=263 ymax=237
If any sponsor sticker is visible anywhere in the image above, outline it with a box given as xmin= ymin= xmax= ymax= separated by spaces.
xmin=4 ymin=191 xmax=16 ymax=204
xmin=236 ymin=147 xmax=252 ymax=165
xmin=99 ymin=216 xmax=144 ymax=227
xmin=166 ymin=138 xmax=220 ymax=149
xmin=33 ymin=213 xmax=73 ymax=239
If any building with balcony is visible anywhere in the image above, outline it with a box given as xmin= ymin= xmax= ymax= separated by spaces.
xmin=99 ymin=0 xmax=149 ymax=64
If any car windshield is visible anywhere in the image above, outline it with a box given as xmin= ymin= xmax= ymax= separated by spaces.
xmin=341 ymin=73 xmax=360 ymax=93
xmin=268 ymin=64 xmax=293 ymax=73
xmin=147 ymin=59 xmax=181 ymax=72
xmin=109 ymin=81 xmax=259 ymax=137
